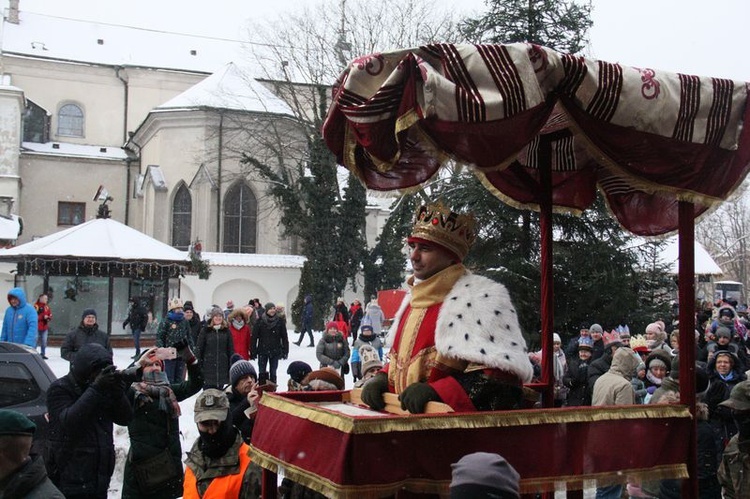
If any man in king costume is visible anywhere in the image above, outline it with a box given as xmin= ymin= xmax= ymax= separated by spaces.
xmin=362 ymin=202 xmax=533 ymax=413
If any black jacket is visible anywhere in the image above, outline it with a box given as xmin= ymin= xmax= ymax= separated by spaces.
xmin=563 ymin=357 xmax=591 ymax=406
xmin=252 ymin=314 xmax=289 ymax=359
xmin=124 ymin=304 xmax=149 ymax=331
xmin=60 ymin=323 xmax=111 ymax=362
xmin=196 ymin=325 xmax=234 ymax=389
xmin=46 ymin=344 xmax=133 ymax=498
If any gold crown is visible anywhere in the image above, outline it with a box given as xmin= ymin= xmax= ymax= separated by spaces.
xmin=629 ymin=334 xmax=649 ymax=352
xmin=409 ymin=202 xmax=477 ymax=260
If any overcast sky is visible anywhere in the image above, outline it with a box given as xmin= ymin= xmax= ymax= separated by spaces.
xmin=15 ymin=0 xmax=750 ymax=81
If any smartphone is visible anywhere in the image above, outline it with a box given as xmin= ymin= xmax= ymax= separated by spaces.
xmin=154 ymin=347 xmax=177 ymax=360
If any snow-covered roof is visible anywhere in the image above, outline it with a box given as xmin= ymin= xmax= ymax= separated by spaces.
xmin=2 ymin=12 xmax=244 ymax=74
xmin=21 ymin=141 xmax=129 ymax=160
xmin=0 ymin=215 xmax=21 ymax=240
xmin=156 ymin=62 xmax=293 ymax=116
xmin=197 ymin=251 xmax=305 ymax=268
xmin=0 ymin=218 xmax=188 ymax=262
xmin=660 ymin=238 xmax=723 ymax=276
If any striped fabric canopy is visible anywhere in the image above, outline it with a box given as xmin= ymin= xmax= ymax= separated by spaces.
xmin=322 ymin=43 xmax=750 ymax=235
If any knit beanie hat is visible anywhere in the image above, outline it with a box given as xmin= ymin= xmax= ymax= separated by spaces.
xmin=81 ymin=308 xmax=97 ymax=319
xmin=553 ymin=333 xmax=561 ymax=343
xmin=183 ymin=300 xmax=195 ymax=312
xmin=287 ymin=361 xmax=313 ymax=384
xmin=450 ymin=452 xmax=520 ymax=499
xmin=589 ymin=323 xmax=603 ymax=334
xmin=716 ymin=326 xmax=733 ymax=339
xmin=229 ymin=359 xmax=257 ymax=387
xmin=359 ymin=345 xmax=383 ymax=374
xmin=264 ymin=302 xmax=276 ymax=312
xmin=326 ymin=321 xmax=340 ymax=332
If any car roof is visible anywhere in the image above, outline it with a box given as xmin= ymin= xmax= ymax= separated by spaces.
xmin=0 ymin=341 xmax=38 ymax=354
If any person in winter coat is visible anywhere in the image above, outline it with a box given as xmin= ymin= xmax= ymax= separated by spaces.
xmin=645 ymin=320 xmax=672 ymax=355
xmin=0 ymin=409 xmax=64 ymax=498
xmin=643 ymin=349 xmax=672 ymax=403
xmin=293 ymin=294 xmax=315 ymax=347
xmin=251 ymin=303 xmax=289 ymax=384
xmin=225 ymin=358 xmax=259 ymax=444
xmin=196 ymin=307 xmax=235 ymax=389
xmin=563 ymin=337 xmax=593 ymax=406
xmin=591 ymin=346 xmax=639 ymax=499
xmin=586 ymin=331 xmax=623 ymax=403
xmin=0 ymin=287 xmax=37 ymax=348
xmin=122 ymin=343 xmax=202 ymax=499
xmin=46 ymin=343 xmax=134 ymax=499
xmin=333 ymin=298 xmax=350 ymax=338
xmin=362 ymin=298 xmax=385 ymax=338
xmin=706 ymin=351 xmax=747 ymax=447
xmin=34 ymin=293 xmax=52 ymax=359
xmin=60 ymin=308 xmax=111 ymax=362
xmin=286 ymin=361 xmax=313 ymax=391
xmin=228 ymin=309 xmax=252 ymax=360
xmin=183 ymin=389 xmax=261 ymax=498
xmin=316 ymin=322 xmax=350 ymax=379
xmin=123 ymin=296 xmax=149 ymax=360
xmin=156 ymin=298 xmax=194 ymax=383
xmin=718 ymin=380 xmax=750 ymax=498
xmin=350 ymin=324 xmax=383 ymax=381
xmin=349 ymin=299 xmax=363 ymax=344
xmin=183 ymin=301 xmax=202 ymax=347
xmin=353 ymin=345 xmax=384 ymax=388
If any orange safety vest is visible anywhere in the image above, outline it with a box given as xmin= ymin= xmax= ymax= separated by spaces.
xmin=183 ymin=443 xmax=251 ymax=499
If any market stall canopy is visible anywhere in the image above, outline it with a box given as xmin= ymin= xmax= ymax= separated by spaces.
xmin=323 ymin=43 xmax=750 ymax=236
xmin=660 ymin=238 xmax=723 ymax=276
xmin=0 ymin=218 xmax=190 ymax=278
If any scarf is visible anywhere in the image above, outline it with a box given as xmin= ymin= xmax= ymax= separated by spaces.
xmin=132 ymin=371 xmax=181 ymax=418
xmin=646 ymin=370 xmax=663 ymax=387
xmin=719 ymin=370 xmax=737 ymax=382
xmin=168 ymin=311 xmax=184 ymax=322
xmin=231 ymin=319 xmax=245 ymax=330
xmin=199 ymin=416 xmax=236 ymax=459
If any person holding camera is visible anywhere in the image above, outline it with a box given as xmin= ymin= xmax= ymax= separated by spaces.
xmin=45 ymin=343 xmax=133 ymax=499
xmin=157 ymin=298 xmax=194 ymax=383
xmin=122 ymin=342 xmax=202 ymax=499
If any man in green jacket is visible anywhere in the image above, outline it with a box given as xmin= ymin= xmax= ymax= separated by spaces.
xmin=718 ymin=380 xmax=750 ymax=498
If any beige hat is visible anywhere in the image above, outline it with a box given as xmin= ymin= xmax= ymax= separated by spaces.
xmin=194 ymin=389 xmax=229 ymax=423
xmin=168 ymin=297 xmax=183 ymax=311
xmin=359 ymin=344 xmax=383 ymax=374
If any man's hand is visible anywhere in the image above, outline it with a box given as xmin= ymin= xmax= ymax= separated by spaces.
xmin=361 ymin=372 xmax=389 ymax=411
xmin=173 ymin=339 xmax=197 ymax=365
xmin=92 ymin=365 xmax=119 ymax=393
xmin=399 ymin=382 xmax=440 ymax=414
xmin=246 ymin=383 xmax=260 ymax=415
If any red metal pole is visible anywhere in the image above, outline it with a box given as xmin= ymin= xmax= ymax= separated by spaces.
xmin=678 ymin=201 xmax=698 ymax=498
xmin=539 ymin=158 xmax=554 ymax=409
xmin=261 ymin=468 xmax=278 ymax=499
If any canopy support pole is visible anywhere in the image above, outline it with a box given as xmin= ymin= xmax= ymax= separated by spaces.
xmin=540 ymin=153 xmax=554 ymax=409
xmin=678 ymin=201 xmax=698 ymax=498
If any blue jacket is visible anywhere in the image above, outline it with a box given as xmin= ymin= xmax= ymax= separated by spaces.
xmin=1 ymin=288 xmax=38 ymax=347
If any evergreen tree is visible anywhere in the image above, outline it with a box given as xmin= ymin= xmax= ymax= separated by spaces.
xmin=459 ymin=0 xmax=593 ymax=53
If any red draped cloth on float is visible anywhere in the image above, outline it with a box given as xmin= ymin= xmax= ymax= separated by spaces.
xmin=322 ymin=43 xmax=750 ymax=236
xmin=249 ymin=391 xmax=691 ymax=497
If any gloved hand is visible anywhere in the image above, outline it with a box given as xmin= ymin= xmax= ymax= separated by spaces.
xmin=399 ymin=382 xmax=440 ymax=414
xmin=647 ymin=385 xmax=657 ymax=395
xmin=173 ymin=339 xmax=197 ymax=365
xmin=92 ymin=365 xmax=119 ymax=393
xmin=331 ymin=361 xmax=341 ymax=369
xmin=361 ymin=372 xmax=389 ymax=411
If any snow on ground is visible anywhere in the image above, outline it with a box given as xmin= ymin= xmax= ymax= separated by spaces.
xmin=45 ymin=330 xmax=329 ymax=498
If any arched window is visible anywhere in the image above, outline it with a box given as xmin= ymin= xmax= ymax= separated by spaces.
xmin=57 ymin=103 xmax=84 ymax=137
xmin=223 ymin=182 xmax=257 ymax=253
xmin=172 ymin=184 xmax=192 ymax=250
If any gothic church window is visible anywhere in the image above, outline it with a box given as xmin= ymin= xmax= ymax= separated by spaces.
xmin=223 ymin=182 xmax=257 ymax=253
xmin=171 ymin=184 xmax=192 ymax=250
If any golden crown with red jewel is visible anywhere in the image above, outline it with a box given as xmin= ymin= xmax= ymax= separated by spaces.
xmin=408 ymin=202 xmax=477 ymax=261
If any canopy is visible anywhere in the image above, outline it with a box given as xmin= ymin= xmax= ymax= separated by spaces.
xmin=0 ymin=218 xmax=190 ymax=278
xmin=323 ymin=43 xmax=750 ymax=236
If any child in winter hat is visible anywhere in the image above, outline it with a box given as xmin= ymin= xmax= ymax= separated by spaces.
xmin=354 ymin=345 xmax=383 ymax=388
xmin=287 ymin=361 xmax=313 ymax=391
xmin=450 ymin=452 xmax=520 ymax=498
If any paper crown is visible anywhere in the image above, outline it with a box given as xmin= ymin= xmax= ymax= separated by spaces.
xmin=408 ymin=202 xmax=477 ymax=261
xmin=629 ymin=334 xmax=649 ymax=353
xmin=603 ymin=330 xmax=621 ymax=347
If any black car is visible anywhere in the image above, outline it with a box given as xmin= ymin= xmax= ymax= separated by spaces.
xmin=0 ymin=341 xmax=57 ymax=452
